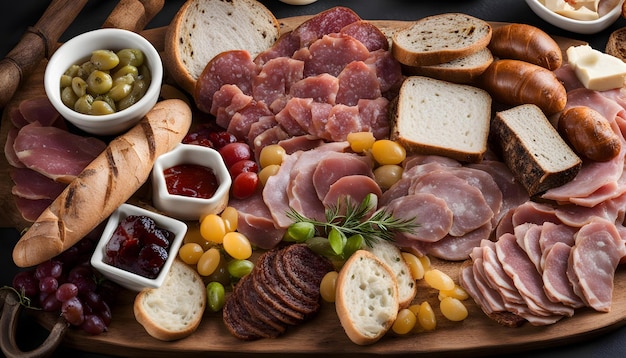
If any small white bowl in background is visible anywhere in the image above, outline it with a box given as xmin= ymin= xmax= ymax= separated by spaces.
xmin=91 ymin=203 xmax=187 ymax=291
xmin=152 ymin=144 xmax=232 ymax=221
xmin=525 ymin=0 xmax=625 ymax=34
xmin=44 ymin=28 xmax=163 ymax=136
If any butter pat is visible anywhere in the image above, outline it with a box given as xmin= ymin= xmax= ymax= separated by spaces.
xmin=567 ymin=45 xmax=626 ymax=91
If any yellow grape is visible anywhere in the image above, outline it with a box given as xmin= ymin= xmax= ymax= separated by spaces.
xmin=392 ymin=308 xmax=417 ymax=335
xmin=401 ymin=252 xmax=425 ymax=280
xmin=417 ymin=301 xmax=437 ymax=331
xmin=183 ymin=223 xmax=212 ymax=251
xmin=259 ymin=144 xmax=286 ymax=168
xmin=439 ymin=285 xmax=469 ymax=301
xmin=258 ymin=164 xmax=280 ymax=186
xmin=373 ymin=164 xmax=403 ymax=190
xmin=371 ymin=139 xmax=406 ymax=165
xmin=424 ymin=269 xmax=455 ymax=291
xmin=200 ymin=213 xmax=226 ymax=244
xmin=346 ymin=131 xmax=375 ymax=153
xmin=320 ymin=271 xmax=338 ymax=302
xmin=223 ymin=232 xmax=252 ymax=260
xmin=221 ymin=206 xmax=239 ymax=232
xmin=178 ymin=243 xmax=204 ymax=265
xmin=197 ymin=248 xmax=221 ymax=276
xmin=440 ymin=297 xmax=468 ymax=321
xmin=419 ymin=255 xmax=431 ymax=271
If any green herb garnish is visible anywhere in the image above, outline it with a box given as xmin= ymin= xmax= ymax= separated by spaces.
xmin=285 ymin=193 xmax=419 ymax=255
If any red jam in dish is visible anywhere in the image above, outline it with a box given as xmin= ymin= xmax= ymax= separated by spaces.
xmin=163 ymin=164 xmax=219 ymax=199
xmin=104 ymin=215 xmax=173 ymax=279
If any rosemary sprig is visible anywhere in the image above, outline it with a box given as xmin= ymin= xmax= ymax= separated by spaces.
xmin=285 ymin=193 xmax=419 ymax=247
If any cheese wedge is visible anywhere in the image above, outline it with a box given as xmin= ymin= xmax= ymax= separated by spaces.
xmin=566 ymin=45 xmax=626 ymax=91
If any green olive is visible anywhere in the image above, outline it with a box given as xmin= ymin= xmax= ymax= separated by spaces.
xmin=283 ymin=222 xmax=315 ymax=242
xmin=61 ymin=86 xmax=78 ymax=108
xmin=71 ymin=77 xmax=87 ymax=97
xmin=117 ymin=48 xmax=144 ymax=67
xmin=107 ymin=83 xmax=132 ymax=102
xmin=74 ymin=94 xmax=93 ymax=114
xmin=86 ymin=70 xmax=113 ymax=95
xmin=79 ymin=60 xmax=97 ymax=79
xmin=63 ymin=64 xmax=81 ymax=77
xmin=117 ymin=78 xmax=147 ymax=111
xmin=226 ymin=259 xmax=254 ymax=278
xmin=95 ymin=95 xmax=116 ymax=112
xmin=89 ymin=100 xmax=115 ymax=115
xmin=90 ymin=50 xmax=119 ymax=71
xmin=206 ymin=282 xmax=225 ymax=312
xmin=112 ymin=65 xmax=139 ymax=81
xmin=60 ymin=74 xmax=73 ymax=88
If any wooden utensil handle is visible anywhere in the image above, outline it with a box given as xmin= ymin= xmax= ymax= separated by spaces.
xmin=102 ymin=0 xmax=165 ymax=32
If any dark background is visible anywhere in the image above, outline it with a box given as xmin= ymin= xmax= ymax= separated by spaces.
xmin=1 ymin=1 xmax=625 ymax=357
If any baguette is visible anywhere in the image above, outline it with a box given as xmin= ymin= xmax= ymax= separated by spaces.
xmin=12 ymin=99 xmax=192 ymax=267
xmin=391 ymin=76 xmax=492 ymax=163
xmin=164 ymin=0 xmax=280 ymax=94
xmin=335 ymin=250 xmax=399 ymax=345
xmin=490 ymin=104 xmax=582 ymax=196
xmin=392 ymin=13 xmax=492 ymax=67
xmin=134 ymin=259 xmax=206 ymax=341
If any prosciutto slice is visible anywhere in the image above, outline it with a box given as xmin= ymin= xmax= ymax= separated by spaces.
xmin=13 ymin=122 xmax=106 ymax=183
xmin=10 ymin=167 xmax=66 ymax=200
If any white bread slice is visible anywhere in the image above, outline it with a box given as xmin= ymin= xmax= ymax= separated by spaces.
xmin=366 ymin=238 xmax=416 ymax=308
xmin=335 ymin=250 xmax=399 ymax=346
xmin=164 ymin=0 xmax=280 ymax=94
xmin=403 ymin=47 xmax=494 ymax=84
xmin=392 ymin=13 xmax=492 ymax=67
xmin=490 ymin=104 xmax=582 ymax=196
xmin=390 ymin=76 xmax=492 ymax=163
xmin=134 ymin=259 xmax=206 ymax=341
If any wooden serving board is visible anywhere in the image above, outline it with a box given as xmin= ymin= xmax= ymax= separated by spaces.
xmin=2 ymin=17 xmax=622 ymax=357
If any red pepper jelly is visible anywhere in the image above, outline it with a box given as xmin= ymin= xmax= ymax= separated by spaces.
xmin=163 ymin=164 xmax=219 ymax=199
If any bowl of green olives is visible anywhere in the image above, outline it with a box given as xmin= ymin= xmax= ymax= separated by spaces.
xmin=44 ymin=28 xmax=163 ymax=135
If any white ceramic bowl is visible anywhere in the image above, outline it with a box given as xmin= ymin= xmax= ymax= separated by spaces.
xmin=90 ymin=203 xmax=187 ymax=291
xmin=44 ymin=28 xmax=163 ymax=135
xmin=152 ymin=144 xmax=232 ymax=221
xmin=525 ymin=0 xmax=624 ymax=34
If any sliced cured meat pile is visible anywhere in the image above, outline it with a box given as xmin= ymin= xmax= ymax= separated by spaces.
xmin=4 ymin=96 xmax=107 ymax=222
xmin=379 ymin=155 xmax=529 ymax=261
xmin=194 ymin=7 xmax=402 ymax=158
xmin=230 ymin=143 xmax=375 ymax=249
xmin=460 ymin=217 xmax=626 ymax=326
xmin=222 ymin=244 xmax=333 ymax=340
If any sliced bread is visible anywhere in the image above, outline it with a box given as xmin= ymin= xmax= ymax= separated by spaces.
xmin=134 ymin=259 xmax=206 ymax=341
xmin=164 ymin=0 xmax=280 ymax=94
xmin=392 ymin=13 xmax=492 ymax=67
xmin=490 ymin=104 xmax=582 ymax=196
xmin=366 ymin=238 xmax=416 ymax=308
xmin=390 ymin=76 xmax=492 ymax=163
xmin=606 ymin=26 xmax=626 ymax=63
xmin=403 ymin=47 xmax=494 ymax=84
xmin=335 ymin=250 xmax=399 ymax=346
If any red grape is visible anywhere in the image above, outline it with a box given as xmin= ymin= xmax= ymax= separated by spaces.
xmin=35 ymin=260 xmax=63 ymax=280
xmin=231 ymin=172 xmax=259 ymax=199
xmin=39 ymin=276 xmax=59 ymax=294
xmin=56 ymin=283 xmax=79 ymax=302
xmin=209 ymin=131 xmax=237 ymax=150
xmin=12 ymin=270 xmax=39 ymax=298
xmin=40 ymin=293 xmax=62 ymax=312
xmin=219 ymin=142 xmax=252 ymax=168
xmin=81 ymin=314 xmax=107 ymax=335
xmin=229 ymin=159 xmax=258 ymax=179
xmin=61 ymin=297 xmax=85 ymax=326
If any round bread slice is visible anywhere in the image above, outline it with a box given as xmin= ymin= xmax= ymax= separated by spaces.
xmin=606 ymin=26 xmax=626 ymax=63
xmin=366 ymin=238 xmax=417 ymax=308
xmin=134 ymin=259 xmax=206 ymax=341
xmin=164 ymin=0 xmax=280 ymax=94
xmin=392 ymin=13 xmax=492 ymax=67
xmin=335 ymin=250 xmax=399 ymax=346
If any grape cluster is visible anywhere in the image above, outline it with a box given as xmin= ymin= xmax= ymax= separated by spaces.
xmin=11 ymin=236 xmax=121 ymax=335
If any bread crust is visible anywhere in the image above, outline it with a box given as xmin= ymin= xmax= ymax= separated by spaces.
xmin=134 ymin=259 xmax=206 ymax=341
xmin=335 ymin=250 xmax=399 ymax=345
xmin=164 ymin=0 xmax=280 ymax=95
xmin=12 ymin=99 xmax=192 ymax=267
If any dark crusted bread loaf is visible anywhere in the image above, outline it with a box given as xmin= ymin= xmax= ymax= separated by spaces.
xmin=489 ymin=104 xmax=582 ymax=196
xmin=606 ymin=26 xmax=626 ymax=62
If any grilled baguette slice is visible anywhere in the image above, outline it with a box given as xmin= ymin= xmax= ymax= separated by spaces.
xmin=391 ymin=76 xmax=492 ymax=163
xmin=164 ymin=0 xmax=280 ymax=94
xmin=392 ymin=13 xmax=492 ymax=67
xmin=134 ymin=259 xmax=206 ymax=341
xmin=490 ymin=104 xmax=582 ymax=196
xmin=335 ymin=250 xmax=399 ymax=346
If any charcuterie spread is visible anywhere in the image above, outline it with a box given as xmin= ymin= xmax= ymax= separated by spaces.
xmin=4 ymin=0 xmax=626 ymax=356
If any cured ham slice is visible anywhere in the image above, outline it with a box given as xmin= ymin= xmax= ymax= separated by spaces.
xmin=495 ymin=234 xmax=575 ymax=318
xmin=542 ymin=242 xmax=585 ymax=308
xmin=312 ymin=153 xmax=373 ymax=201
xmin=13 ymin=122 xmax=106 ymax=184
xmin=424 ymin=222 xmax=492 ymax=261
xmin=385 ymin=193 xmax=453 ymax=244
xmin=263 ymin=151 xmax=301 ymax=228
xmin=10 ymin=168 xmax=66 ymax=200
xmin=4 ymin=127 xmax=24 ymax=168
xmin=322 ymin=175 xmax=382 ymax=209
xmin=567 ymin=219 xmax=626 ymax=312
xmin=228 ymin=192 xmax=284 ymax=249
